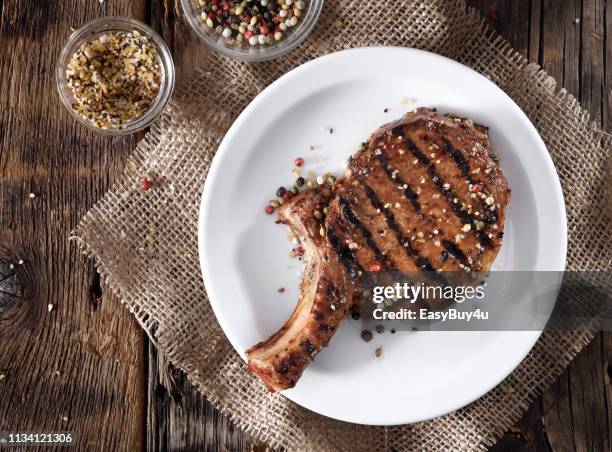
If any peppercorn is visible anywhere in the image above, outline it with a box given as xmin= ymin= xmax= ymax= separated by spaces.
xmin=361 ymin=329 xmax=373 ymax=342
xmin=294 ymin=157 xmax=304 ymax=167
xmin=276 ymin=186 xmax=287 ymax=197
xmin=199 ymin=0 xmax=303 ymax=46
xmin=295 ymin=176 xmax=305 ymax=187
xmin=141 ymin=177 xmax=153 ymax=191
xmin=375 ymin=325 xmax=385 ymax=334
xmin=291 ymin=186 xmax=299 ymax=195
xmin=265 ymin=205 xmax=275 ymax=214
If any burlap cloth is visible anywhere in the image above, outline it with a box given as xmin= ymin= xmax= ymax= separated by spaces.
xmin=73 ymin=1 xmax=612 ymax=450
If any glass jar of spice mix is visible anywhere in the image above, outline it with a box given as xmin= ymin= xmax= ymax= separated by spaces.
xmin=56 ymin=17 xmax=175 ymax=134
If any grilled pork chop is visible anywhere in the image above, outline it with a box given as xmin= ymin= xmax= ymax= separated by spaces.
xmin=247 ymin=108 xmax=510 ymax=391
xmin=325 ymin=107 xmax=510 ymax=274
xmin=246 ymin=187 xmax=355 ymax=391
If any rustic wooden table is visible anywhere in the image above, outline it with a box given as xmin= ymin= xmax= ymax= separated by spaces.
xmin=0 ymin=1 xmax=610 ymax=450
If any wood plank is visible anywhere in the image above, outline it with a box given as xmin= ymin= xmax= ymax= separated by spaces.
xmin=603 ymin=0 xmax=612 ymax=130
xmin=470 ymin=1 xmax=611 ymax=451
xmin=147 ymin=343 xmax=261 ymax=451
xmin=467 ymin=0 xmax=532 ymax=58
xmin=489 ymin=401 xmax=551 ymax=452
xmin=146 ymin=1 xmax=612 ymax=450
xmin=541 ymin=0 xmax=581 ymax=95
xmin=145 ymin=2 xmax=259 ymax=451
xmin=579 ymin=0 xmax=605 ymax=121
xmin=529 ymin=0 xmax=542 ymax=65
xmin=0 ymin=1 xmax=147 ymax=450
xmin=538 ymin=1 xmax=611 ymax=451
xmin=603 ymin=331 xmax=612 ymax=452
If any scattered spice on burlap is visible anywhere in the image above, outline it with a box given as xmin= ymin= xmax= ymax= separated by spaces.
xmin=73 ymin=1 xmax=611 ymax=450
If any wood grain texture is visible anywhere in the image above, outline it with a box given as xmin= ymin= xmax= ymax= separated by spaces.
xmin=468 ymin=1 xmax=612 ymax=451
xmin=145 ymin=2 xmax=262 ymax=451
xmin=0 ymin=0 xmax=609 ymax=451
xmin=147 ymin=343 xmax=264 ymax=451
xmin=0 ymin=1 xmax=146 ymax=451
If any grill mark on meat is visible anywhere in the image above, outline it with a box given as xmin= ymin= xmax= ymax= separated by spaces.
xmin=371 ymin=142 xmax=475 ymax=269
xmin=441 ymin=239 xmax=470 ymax=267
xmin=391 ymin=129 xmax=493 ymax=249
xmin=325 ymin=227 xmax=363 ymax=277
xmin=440 ymin=137 xmax=499 ymax=225
xmin=338 ymin=196 xmax=394 ymax=269
xmin=373 ymin=153 xmax=422 ymax=213
xmin=441 ymin=137 xmax=473 ymax=181
xmin=391 ymin=124 xmax=406 ymax=137
xmin=362 ymin=184 xmax=437 ymax=272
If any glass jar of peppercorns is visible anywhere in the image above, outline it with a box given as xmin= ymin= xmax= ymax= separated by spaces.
xmin=181 ymin=0 xmax=324 ymax=61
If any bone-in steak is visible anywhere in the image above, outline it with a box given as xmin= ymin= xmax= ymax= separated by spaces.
xmin=246 ymin=108 xmax=510 ymax=391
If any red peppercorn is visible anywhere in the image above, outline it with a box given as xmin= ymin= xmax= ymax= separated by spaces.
xmin=140 ymin=178 xmax=153 ymax=191
xmin=282 ymin=191 xmax=293 ymax=201
xmin=370 ymin=263 xmax=381 ymax=272
xmin=265 ymin=205 xmax=275 ymax=215
xmin=244 ymin=31 xmax=253 ymax=40
xmin=292 ymin=246 xmax=304 ymax=257
xmin=259 ymin=25 xmax=270 ymax=35
xmin=471 ymin=183 xmax=483 ymax=193
xmin=294 ymin=157 xmax=304 ymax=167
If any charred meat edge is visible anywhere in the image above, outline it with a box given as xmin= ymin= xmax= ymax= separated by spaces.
xmin=246 ymin=188 xmax=354 ymax=391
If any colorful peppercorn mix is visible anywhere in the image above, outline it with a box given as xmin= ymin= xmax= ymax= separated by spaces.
xmin=199 ymin=0 xmax=306 ymax=45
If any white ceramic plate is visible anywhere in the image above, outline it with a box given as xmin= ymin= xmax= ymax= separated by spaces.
xmin=198 ymin=47 xmax=567 ymax=425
